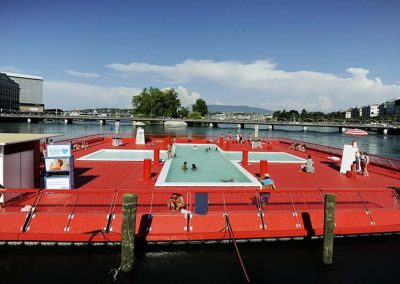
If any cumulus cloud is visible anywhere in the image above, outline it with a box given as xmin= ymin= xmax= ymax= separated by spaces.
xmin=174 ymin=86 xmax=201 ymax=106
xmin=106 ymin=59 xmax=400 ymax=111
xmin=44 ymin=81 xmax=140 ymax=109
xmin=65 ymin=70 xmax=100 ymax=78
xmin=214 ymin=100 xmax=223 ymax=105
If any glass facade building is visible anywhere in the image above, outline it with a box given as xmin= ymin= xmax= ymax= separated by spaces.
xmin=0 ymin=73 xmax=20 ymax=111
xmin=5 ymin=72 xmax=43 ymax=112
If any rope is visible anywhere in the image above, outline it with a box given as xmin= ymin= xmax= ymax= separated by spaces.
xmin=224 ymin=213 xmax=251 ymax=283
xmin=109 ymin=263 xmax=133 ymax=281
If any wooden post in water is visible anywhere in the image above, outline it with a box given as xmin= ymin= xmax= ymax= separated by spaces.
xmin=121 ymin=193 xmax=137 ymax=272
xmin=323 ymin=194 xmax=336 ymax=265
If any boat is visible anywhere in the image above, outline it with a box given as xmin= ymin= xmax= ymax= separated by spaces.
xmin=0 ymin=133 xmax=399 ymax=244
xmin=345 ymin=128 xmax=368 ymax=136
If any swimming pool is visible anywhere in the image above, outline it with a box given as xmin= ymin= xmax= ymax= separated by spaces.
xmin=77 ymin=149 xmax=168 ymax=161
xmin=223 ymin=151 xmax=306 ymax=163
xmin=155 ymin=144 xmax=261 ymax=187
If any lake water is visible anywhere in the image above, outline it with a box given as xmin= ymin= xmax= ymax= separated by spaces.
xmin=0 ymin=121 xmax=399 ymax=283
xmin=1 ymin=121 xmax=400 ymax=158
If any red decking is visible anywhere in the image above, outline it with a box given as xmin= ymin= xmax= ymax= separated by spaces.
xmin=0 ymin=136 xmax=399 ymax=243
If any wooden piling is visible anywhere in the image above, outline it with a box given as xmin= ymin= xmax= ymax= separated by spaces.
xmin=322 ymin=194 xmax=336 ymax=265
xmin=121 ymin=193 xmax=137 ymax=272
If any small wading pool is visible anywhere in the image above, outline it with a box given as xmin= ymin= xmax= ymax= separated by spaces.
xmin=223 ymin=151 xmax=306 ymax=163
xmin=77 ymin=149 xmax=167 ymax=161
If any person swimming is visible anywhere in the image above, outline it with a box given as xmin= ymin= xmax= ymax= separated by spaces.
xmin=191 ymin=164 xmax=198 ymax=171
xmin=182 ymin=161 xmax=188 ymax=171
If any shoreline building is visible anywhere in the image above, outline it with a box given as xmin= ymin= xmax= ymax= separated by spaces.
xmin=0 ymin=73 xmax=20 ymax=112
xmin=4 ymin=72 xmax=44 ymax=112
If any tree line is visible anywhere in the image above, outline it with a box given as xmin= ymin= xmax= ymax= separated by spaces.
xmin=273 ymin=109 xmax=395 ymax=123
xmin=132 ymin=87 xmax=208 ymax=119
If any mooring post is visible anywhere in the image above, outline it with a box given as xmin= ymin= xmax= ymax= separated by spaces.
xmin=121 ymin=193 xmax=137 ymax=272
xmin=323 ymin=194 xmax=336 ymax=265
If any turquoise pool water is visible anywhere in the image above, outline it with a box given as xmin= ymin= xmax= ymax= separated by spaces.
xmin=223 ymin=151 xmax=305 ymax=163
xmin=78 ymin=149 xmax=167 ymax=161
xmin=156 ymin=144 xmax=259 ymax=186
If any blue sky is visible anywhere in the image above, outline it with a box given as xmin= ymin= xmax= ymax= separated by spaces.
xmin=1 ymin=0 xmax=399 ymax=111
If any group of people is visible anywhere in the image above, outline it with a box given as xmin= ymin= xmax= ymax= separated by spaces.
xmin=72 ymin=141 xmax=89 ymax=150
xmin=182 ymin=161 xmax=197 ymax=172
xmin=289 ymin=142 xmax=307 ymax=152
xmin=167 ymin=193 xmax=190 ymax=214
xmin=221 ymin=132 xmax=253 ymax=143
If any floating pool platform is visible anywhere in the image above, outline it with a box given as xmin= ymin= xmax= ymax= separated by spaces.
xmin=0 ymin=134 xmax=399 ymax=244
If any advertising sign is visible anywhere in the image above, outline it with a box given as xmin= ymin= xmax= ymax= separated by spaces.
xmin=45 ymin=157 xmax=71 ymax=172
xmin=45 ymin=176 xmax=71 ymax=189
xmin=46 ymin=144 xmax=72 ymax=158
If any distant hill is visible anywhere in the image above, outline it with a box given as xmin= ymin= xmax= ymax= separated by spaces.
xmin=208 ymin=105 xmax=272 ymax=114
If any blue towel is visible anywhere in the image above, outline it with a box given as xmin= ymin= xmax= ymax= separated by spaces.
xmin=195 ymin=193 xmax=208 ymax=215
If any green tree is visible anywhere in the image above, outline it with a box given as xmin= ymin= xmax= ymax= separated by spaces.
xmin=192 ymin=98 xmax=208 ymax=117
xmin=178 ymin=107 xmax=189 ymax=118
xmin=188 ymin=111 xmax=202 ymax=119
xmin=132 ymin=87 xmax=181 ymax=118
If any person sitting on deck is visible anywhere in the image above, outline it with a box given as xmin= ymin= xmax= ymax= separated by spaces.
xmin=73 ymin=143 xmax=81 ymax=150
xmin=258 ymin=173 xmax=276 ymax=189
xmin=299 ymin=144 xmax=306 ymax=152
xmin=289 ymin=142 xmax=298 ymax=150
xmin=81 ymin=141 xmax=89 ymax=149
xmin=182 ymin=161 xmax=188 ymax=171
xmin=191 ymin=164 xmax=198 ymax=171
xmin=167 ymin=193 xmax=188 ymax=214
xmin=299 ymin=155 xmax=314 ymax=173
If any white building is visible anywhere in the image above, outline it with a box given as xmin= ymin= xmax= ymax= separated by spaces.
xmin=362 ymin=104 xmax=379 ymax=117
xmin=5 ymin=72 xmax=44 ymax=112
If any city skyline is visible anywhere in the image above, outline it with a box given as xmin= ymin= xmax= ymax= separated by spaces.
xmin=1 ymin=0 xmax=399 ymax=111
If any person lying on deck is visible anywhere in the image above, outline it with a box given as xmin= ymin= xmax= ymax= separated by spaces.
xmin=299 ymin=155 xmax=314 ymax=173
xmin=258 ymin=173 xmax=276 ymax=189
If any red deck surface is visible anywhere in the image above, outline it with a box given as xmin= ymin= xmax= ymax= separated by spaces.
xmin=1 ymin=137 xmax=399 ymax=242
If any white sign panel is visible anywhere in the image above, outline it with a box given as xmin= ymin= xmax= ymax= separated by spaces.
xmin=136 ymin=127 xmax=145 ymax=145
xmin=45 ymin=176 xmax=71 ymax=189
xmin=46 ymin=144 xmax=72 ymax=158
xmin=340 ymin=144 xmax=356 ymax=174
xmin=254 ymin=125 xmax=259 ymax=138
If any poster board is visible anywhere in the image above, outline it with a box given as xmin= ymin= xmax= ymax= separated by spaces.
xmin=255 ymin=125 xmax=259 ymax=138
xmin=136 ymin=127 xmax=145 ymax=145
xmin=45 ymin=157 xmax=71 ymax=172
xmin=45 ymin=176 xmax=72 ymax=189
xmin=46 ymin=144 xmax=72 ymax=158
xmin=339 ymin=144 xmax=356 ymax=174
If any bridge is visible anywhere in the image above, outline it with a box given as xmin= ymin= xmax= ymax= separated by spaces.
xmin=0 ymin=113 xmax=398 ymax=134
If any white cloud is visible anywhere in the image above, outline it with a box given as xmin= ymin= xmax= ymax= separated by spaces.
xmin=214 ymin=100 xmax=223 ymax=105
xmin=174 ymin=86 xmax=201 ymax=106
xmin=44 ymin=81 xmax=140 ymax=109
xmin=0 ymin=65 xmax=24 ymax=73
xmin=65 ymin=70 xmax=100 ymax=78
xmin=106 ymin=59 xmax=400 ymax=111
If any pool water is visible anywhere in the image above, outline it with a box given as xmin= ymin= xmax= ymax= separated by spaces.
xmin=77 ymin=149 xmax=167 ymax=161
xmin=156 ymin=144 xmax=260 ymax=186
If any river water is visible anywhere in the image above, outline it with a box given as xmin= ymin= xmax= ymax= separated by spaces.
xmin=0 ymin=121 xmax=399 ymax=283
